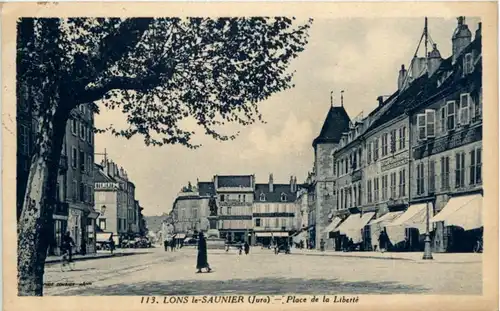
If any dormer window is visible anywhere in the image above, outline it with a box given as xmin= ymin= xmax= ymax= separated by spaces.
xmin=259 ymin=193 xmax=266 ymax=202
xmin=463 ymin=53 xmax=474 ymax=75
xmin=281 ymin=193 xmax=287 ymax=202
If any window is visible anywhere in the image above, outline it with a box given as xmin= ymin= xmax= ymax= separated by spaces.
xmin=227 ymin=206 xmax=231 ymax=215
xmin=390 ymin=130 xmax=397 ymax=154
xmin=99 ymin=219 xmax=106 ymax=230
xmin=353 ymin=185 xmax=357 ymax=207
xmin=373 ymin=178 xmax=379 ymax=202
xmin=463 ymin=53 xmax=474 ymax=75
xmin=447 ymin=101 xmax=456 ymax=130
xmin=238 ymin=194 xmax=241 ymax=202
xmin=399 ymin=127 xmax=406 ymax=150
xmin=400 ymin=169 xmax=406 ymax=197
xmin=416 ymin=163 xmax=425 ymax=195
xmin=367 ymin=180 xmax=372 ymax=203
xmin=441 ymin=156 xmax=450 ymax=190
xmin=79 ymin=182 xmax=85 ymax=202
xmin=358 ymin=185 xmax=362 ymax=206
xmin=426 ymin=110 xmax=436 ymax=138
xmin=367 ymin=142 xmax=372 ymax=164
xmin=429 ymin=160 xmax=436 ymax=193
xmin=19 ymin=124 xmax=30 ymax=155
xmin=79 ymin=150 xmax=85 ymax=172
xmin=259 ymin=193 xmax=266 ymax=202
xmin=220 ymin=194 xmax=225 ymax=202
xmin=333 ymin=159 xmax=337 ymax=175
xmin=88 ymin=155 xmax=92 ymax=174
xmin=340 ymin=189 xmax=344 ymax=209
xmin=381 ymin=133 xmax=388 ymax=156
xmin=373 ymin=139 xmax=379 ymax=161
xmin=440 ymin=106 xmax=447 ymax=134
xmin=459 ymin=93 xmax=471 ymax=126
xmin=417 ymin=114 xmax=426 ymax=140
xmin=470 ymin=148 xmax=482 ymax=185
xmin=382 ymin=175 xmax=388 ymax=200
xmin=455 ymin=152 xmax=466 ymax=188
xmin=71 ymin=119 xmax=77 ymax=136
xmin=72 ymin=180 xmax=77 ymax=201
xmin=71 ymin=147 xmax=77 ymax=168
xmin=390 ymin=172 xmax=397 ymax=199
xmin=242 ymin=195 xmax=246 ymax=203
xmin=80 ymin=123 xmax=85 ymax=140
xmin=280 ymin=193 xmax=287 ymax=202
xmin=255 ymin=218 xmax=261 ymax=227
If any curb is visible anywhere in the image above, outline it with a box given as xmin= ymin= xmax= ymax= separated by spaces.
xmin=45 ymin=251 xmax=143 ymax=264
xmin=290 ymin=251 xmax=414 ymax=261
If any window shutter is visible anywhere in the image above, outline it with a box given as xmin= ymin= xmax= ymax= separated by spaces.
xmin=426 ymin=109 xmax=436 ymax=138
xmin=460 ymin=94 xmax=470 ymax=125
xmin=447 ymin=101 xmax=455 ymax=130
xmin=417 ymin=113 xmax=427 ymax=140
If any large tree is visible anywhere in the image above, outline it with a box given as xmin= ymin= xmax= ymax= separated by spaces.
xmin=17 ymin=17 xmax=312 ymax=296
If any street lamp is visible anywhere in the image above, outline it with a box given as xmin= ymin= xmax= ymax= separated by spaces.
xmin=422 ymin=201 xmax=433 ymax=260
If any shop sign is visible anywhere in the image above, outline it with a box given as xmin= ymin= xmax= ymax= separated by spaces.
xmin=95 ymin=182 xmax=121 ymax=190
xmin=381 ymin=151 xmax=409 ymax=172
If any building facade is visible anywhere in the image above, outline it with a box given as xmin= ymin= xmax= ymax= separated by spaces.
xmin=409 ymin=18 xmax=482 ymax=253
xmin=94 ymin=159 xmax=137 ymax=238
xmin=252 ymin=175 xmax=299 ymax=245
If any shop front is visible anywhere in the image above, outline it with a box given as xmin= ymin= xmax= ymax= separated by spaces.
xmin=369 ymin=211 xmax=404 ymax=252
xmin=385 ymin=203 xmax=429 ymax=251
xmin=322 ymin=217 xmax=343 ymax=251
xmin=333 ymin=212 xmax=375 ymax=251
xmin=255 ymin=232 xmax=288 ymax=247
xmin=431 ymin=194 xmax=482 ymax=253
xmin=48 ymin=202 xmax=69 ymax=256
xmin=86 ymin=210 xmax=100 ymax=254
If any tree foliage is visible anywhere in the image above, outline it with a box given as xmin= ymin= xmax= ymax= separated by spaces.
xmin=24 ymin=17 xmax=313 ymax=148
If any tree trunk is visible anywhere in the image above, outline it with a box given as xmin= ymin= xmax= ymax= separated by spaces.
xmin=17 ymin=103 xmax=69 ymax=296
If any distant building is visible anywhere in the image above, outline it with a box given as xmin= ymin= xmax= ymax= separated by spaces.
xmin=94 ymin=159 xmax=137 ymax=237
xmin=252 ymin=175 xmax=299 ymax=245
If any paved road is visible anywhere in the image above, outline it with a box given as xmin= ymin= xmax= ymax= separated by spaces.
xmin=43 ymin=247 xmax=482 ymax=296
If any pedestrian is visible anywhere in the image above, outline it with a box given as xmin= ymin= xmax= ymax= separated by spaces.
xmin=320 ymin=238 xmax=325 ymax=252
xmin=61 ymin=232 xmax=76 ymax=263
xmin=300 ymin=240 xmax=304 ymax=249
xmin=238 ymin=243 xmax=243 ymax=255
xmin=196 ymin=232 xmax=212 ymax=273
xmin=244 ymin=241 xmax=250 ymax=255
xmin=348 ymin=238 xmax=354 ymax=252
xmin=170 ymin=239 xmax=175 ymax=252
xmin=378 ymin=231 xmax=387 ymax=253
xmin=164 ymin=239 xmax=169 ymax=252
xmin=109 ymin=234 xmax=115 ymax=255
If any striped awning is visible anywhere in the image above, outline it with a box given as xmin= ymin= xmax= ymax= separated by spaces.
xmin=431 ymin=194 xmax=482 ymax=230
xmin=322 ymin=217 xmax=343 ymax=233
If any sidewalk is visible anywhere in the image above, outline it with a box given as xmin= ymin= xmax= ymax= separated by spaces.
xmin=289 ymin=248 xmax=482 ymax=263
xmin=45 ymin=247 xmax=155 ymax=264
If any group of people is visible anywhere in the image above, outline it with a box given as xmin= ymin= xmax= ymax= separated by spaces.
xmin=164 ymin=238 xmax=181 ymax=252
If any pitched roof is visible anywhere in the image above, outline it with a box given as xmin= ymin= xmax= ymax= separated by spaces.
xmin=312 ymin=106 xmax=351 ymax=148
xmin=254 ymin=184 xmax=296 ymax=203
xmin=93 ymin=163 xmax=115 ymax=183
xmin=216 ymin=175 xmax=252 ymax=188
xmin=198 ymin=181 xmax=215 ymax=197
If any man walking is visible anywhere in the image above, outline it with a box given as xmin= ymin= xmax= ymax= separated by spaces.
xmin=61 ymin=232 xmax=76 ymax=263
xmin=196 ymin=232 xmax=212 ymax=273
xmin=244 ymin=241 xmax=250 ymax=255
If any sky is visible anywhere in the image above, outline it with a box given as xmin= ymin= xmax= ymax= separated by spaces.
xmin=94 ymin=17 xmax=480 ymax=216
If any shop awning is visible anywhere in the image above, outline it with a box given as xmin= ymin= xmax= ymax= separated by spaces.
xmin=431 ymin=194 xmax=482 ymax=230
xmin=293 ymin=231 xmax=308 ymax=243
xmin=387 ymin=203 xmax=429 ymax=232
xmin=370 ymin=211 xmax=404 ymax=226
xmin=334 ymin=212 xmax=375 ymax=243
xmin=96 ymin=232 xmax=112 ymax=243
xmin=322 ymin=217 xmax=343 ymax=233
xmin=255 ymin=232 xmax=289 ymax=237
xmin=88 ymin=211 xmax=100 ymax=219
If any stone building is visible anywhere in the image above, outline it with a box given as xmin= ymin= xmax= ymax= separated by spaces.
xmin=252 ymin=175 xmax=299 ymax=246
xmin=94 ymin=159 xmax=136 ymax=238
xmin=409 ymin=18 xmax=482 ymax=253
xmin=311 ymin=105 xmax=351 ymax=249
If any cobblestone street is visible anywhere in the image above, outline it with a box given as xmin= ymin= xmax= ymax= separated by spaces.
xmin=43 ymin=247 xmax=482 ymax=296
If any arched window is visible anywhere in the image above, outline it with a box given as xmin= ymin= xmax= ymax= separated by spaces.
xmin=281 ymin=193 xmax=287 ymax=202
xmin=259 ymin=193 xmax=266 ymax=202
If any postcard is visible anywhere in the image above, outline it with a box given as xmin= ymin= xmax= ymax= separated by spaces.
xmin=1 ymin=2 xmax=498 ymax=311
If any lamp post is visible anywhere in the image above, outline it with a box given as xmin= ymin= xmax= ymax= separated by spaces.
xmin=422 ymin=201 xmax=433 ymax=260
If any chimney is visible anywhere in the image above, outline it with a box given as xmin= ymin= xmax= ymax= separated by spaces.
xmin=377 ymin=96 xmax=384 ymax=107
xmin=411 ymin=56 xmax=427 ymax=79
xmin=427 ymin=43 xmax=443 ymax=77
xmin=290 ymin=176 xmax=294 ymax=192
xmin=452 ymin=16 xmax=472 ymax=64
xmin=269 ymin=173 xmax=274 ymax=192
xmin=475 ymin=22 xmax=482 ymax=41
xmin=293 ymin=176 xmax=297 ymax=192
xmin=397 ymin=64 xmax=407 ymax=90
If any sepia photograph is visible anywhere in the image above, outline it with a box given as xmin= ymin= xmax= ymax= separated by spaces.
xmin=1 ymin=2 xmax=498 ymax=311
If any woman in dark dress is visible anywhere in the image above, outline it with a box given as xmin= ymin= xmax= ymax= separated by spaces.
xmin=196 ymin=232 xmax=211 ymax=273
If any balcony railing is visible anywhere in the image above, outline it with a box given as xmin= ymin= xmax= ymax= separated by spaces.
xmin=351 ymin=169 xmax=362 ymax=182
